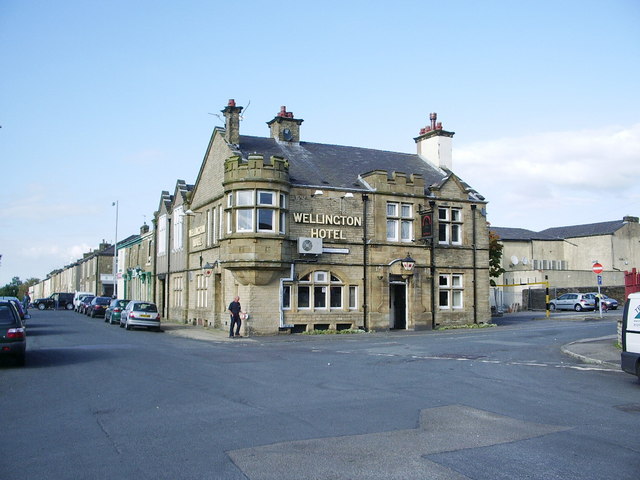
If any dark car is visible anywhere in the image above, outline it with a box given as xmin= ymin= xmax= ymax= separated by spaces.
xmin=87 ymin=296 xmax=112 ymax=317
xmin=0 ymin=301 xmax=26 ymax=366
xmin=105 ymin=299 xmax=131 ymax=325
xmin=33 ymin=292 xmax=74 ymax=310
xmin=0 ymin=296 xmax=29 ymax=323
xmin=77 ymin=296 xmax=95 ymax=315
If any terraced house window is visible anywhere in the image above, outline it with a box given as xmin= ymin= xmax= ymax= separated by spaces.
xmin=158 ymin=215 xmax=167 ymax=255
xmin=296 ymin=271 xmax=344 ymax=310
xmin=439 ymin=274 xmax=463 ymax=309
xmin=386 ymin=202 xmax=413 ymax=242
xmin=229 ymin=189 xmax=287 ymax=234
xmin=438 ymin=207 xmax=462 ymax=245
xmin=173 ymin=206 xmax=184 ymax=250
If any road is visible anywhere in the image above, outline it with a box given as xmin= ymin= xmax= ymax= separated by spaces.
xmin=1 ymin=310 xmax=638 ymax=479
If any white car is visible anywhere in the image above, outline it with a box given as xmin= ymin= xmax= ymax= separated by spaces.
xmin=73 ymin=292 xmax=94 ymax=311
xmin=120 ymin=301 xmax=161 ymax=331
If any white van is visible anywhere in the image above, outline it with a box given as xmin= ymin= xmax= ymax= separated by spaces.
xmin=621 ymin=292 xmax=640 ymax=380
xmin=73 ymin=292 xmax=94 ymax=310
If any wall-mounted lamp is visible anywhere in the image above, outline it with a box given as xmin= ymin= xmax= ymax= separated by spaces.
xmin=312 ymin=190 xmax=324 ymax=197
xmin=401 ymin=254 xmax=416 ymax=271
xmin=342 ymin=192 xmax=354 ymax=199
xmin=202 ymin=261 xmax=216 ymax=275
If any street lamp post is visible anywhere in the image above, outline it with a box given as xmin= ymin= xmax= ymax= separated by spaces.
xmin=112 ymin=201 xmax=119 ymax=298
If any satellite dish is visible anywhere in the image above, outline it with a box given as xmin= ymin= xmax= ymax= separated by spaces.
xmin=522 ymin=257 xmax=529 ymax=265
xmin=510 ymin=255 xmax=519 ymax=265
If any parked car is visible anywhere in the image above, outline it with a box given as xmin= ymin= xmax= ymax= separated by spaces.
xmin=86 ymin=296 xmax=112 ymax=318
xmin=120 ymin=301 xmax=161 ymax=331
xmin=73 ymin=292 xmax=94 ymax=311
xmin=77 ymin=296 xmax=95 ymax=315
xmin=74 ymin=294 xmax=93 ymax=312
xmin=32 ymin=292 xmax=74 ymax=310
xmin=0 ymin=300 xmax=26 ymax=366
xmin=104 ymin=299 xmax=130 ymax=325
xmin=549 ymin=293 xmax=595 ymax=311
xmin=0 ymin=296 xmax=30 ymax=322
xmin=584 ymin=293 xmax=618 ymax=310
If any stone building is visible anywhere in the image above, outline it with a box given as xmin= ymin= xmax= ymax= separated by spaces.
xmin=490 ymin=216 xmax=640 ymax=310
xmin=154 ymin=101 xmax=491 ymax=335
xmin=117 ymin=225 xmax=155 ymax=302
xmin=154 ymin=180 xmax=194 ymax=322
xmin=77 ymin=242 xmax=118 ymax=297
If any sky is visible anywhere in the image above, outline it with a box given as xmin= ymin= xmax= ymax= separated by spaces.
xmin=1 ymin=0 xmax=638 ymax=286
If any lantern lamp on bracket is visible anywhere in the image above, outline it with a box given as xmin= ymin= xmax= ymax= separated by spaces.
xmin=401 ymin=254 xmax=416 ymax=271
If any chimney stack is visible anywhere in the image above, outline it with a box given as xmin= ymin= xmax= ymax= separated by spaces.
xmin=267 ymin=106 xmax=304 ymax=142
xmin=221 ymin=99 xmax=243 ymax=145
xmin=414 ymin=113 xmax=455 ymax=170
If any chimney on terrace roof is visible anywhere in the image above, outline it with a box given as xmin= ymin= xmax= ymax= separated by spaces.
xmin=267 ymin=106 xmax=304 ymax=143
xmin=414 ymin=112 xmax=455 ymax=170
xmin=221 ymin=99 xmax=243 ymax=145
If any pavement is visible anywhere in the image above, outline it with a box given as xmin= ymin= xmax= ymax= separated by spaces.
xmin=559 ymin=334 xmax=621 ymax=370
xmin=161 ymin=313 xmax=623 ymax=370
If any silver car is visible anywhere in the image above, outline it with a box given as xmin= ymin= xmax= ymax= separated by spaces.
xmin=549 ymin=293 xmax=595 ymax=311
xmin=119 ymin=301 xmax=161 ymax=331
xmin=584 ymin=293 xmax=619 ymax=310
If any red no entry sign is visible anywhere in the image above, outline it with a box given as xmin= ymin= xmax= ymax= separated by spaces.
xmin=592 ymin=263 xmax=604 ymax=274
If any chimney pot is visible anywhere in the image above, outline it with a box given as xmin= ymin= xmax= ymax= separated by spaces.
xmin=430 ymin=112 xmax=437 ymax=129
xmin=228 ymin=99 xmax=236 ymax=107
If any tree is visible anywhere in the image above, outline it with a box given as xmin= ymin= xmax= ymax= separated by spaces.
xmin=18 ymin=278 xmax=40 ymax=299
xmin=488 ymin=230 xmax=506 ymax=286
xmin=0 ymin=276 xmax=22 ymax=297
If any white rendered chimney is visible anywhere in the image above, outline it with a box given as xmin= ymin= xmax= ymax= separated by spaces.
xmin=414 ymin=113 xmax=455 ymax=170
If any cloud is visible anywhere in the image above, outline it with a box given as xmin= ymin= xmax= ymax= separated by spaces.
xmin=0 ymin=183 xmax=102 ymax=222
xmin=454 ymin=123 xmax=640 ymax=229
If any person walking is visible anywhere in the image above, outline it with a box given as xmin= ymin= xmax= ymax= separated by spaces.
xmin=227 ymin=296 xmax=243 ymax=338
xmin=22 ymin=292 xmax=31 ymax=313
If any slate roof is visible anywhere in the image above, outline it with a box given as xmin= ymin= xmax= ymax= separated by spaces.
xmin=491 ymin=219 xmax=627 ymax=241
xmin=540 ymin=220 xmax=626 ymax=239
xmin=489 ymin=227 xmax=556 ymax=241
xmin=236 ymin=135 xmax=482 ymax=198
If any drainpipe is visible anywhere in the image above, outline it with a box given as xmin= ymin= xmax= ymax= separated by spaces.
xmin=152 ymin=217 xmax=158 ymax=304
xmin=471 ymin=204 xmax=478 ymax=324
xmin=166 ymin=217 xmax=171 ymax=320
xmin=429 ymin=200 xmax=436 ymax=329
xmin=362 ymin=194 xmax=369 ymax=331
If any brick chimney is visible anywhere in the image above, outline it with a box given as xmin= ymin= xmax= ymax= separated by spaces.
xmin=266 ymin=106 xmax=304 ymax=142
xmin=221 ymin=99 xmax=243 ymax=145
xmin=414 ymin=113 xmax=455 ymax=170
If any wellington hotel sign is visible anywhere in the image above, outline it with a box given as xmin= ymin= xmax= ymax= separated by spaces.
xmin=292 ymin=212 xmax=362 ymax=239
